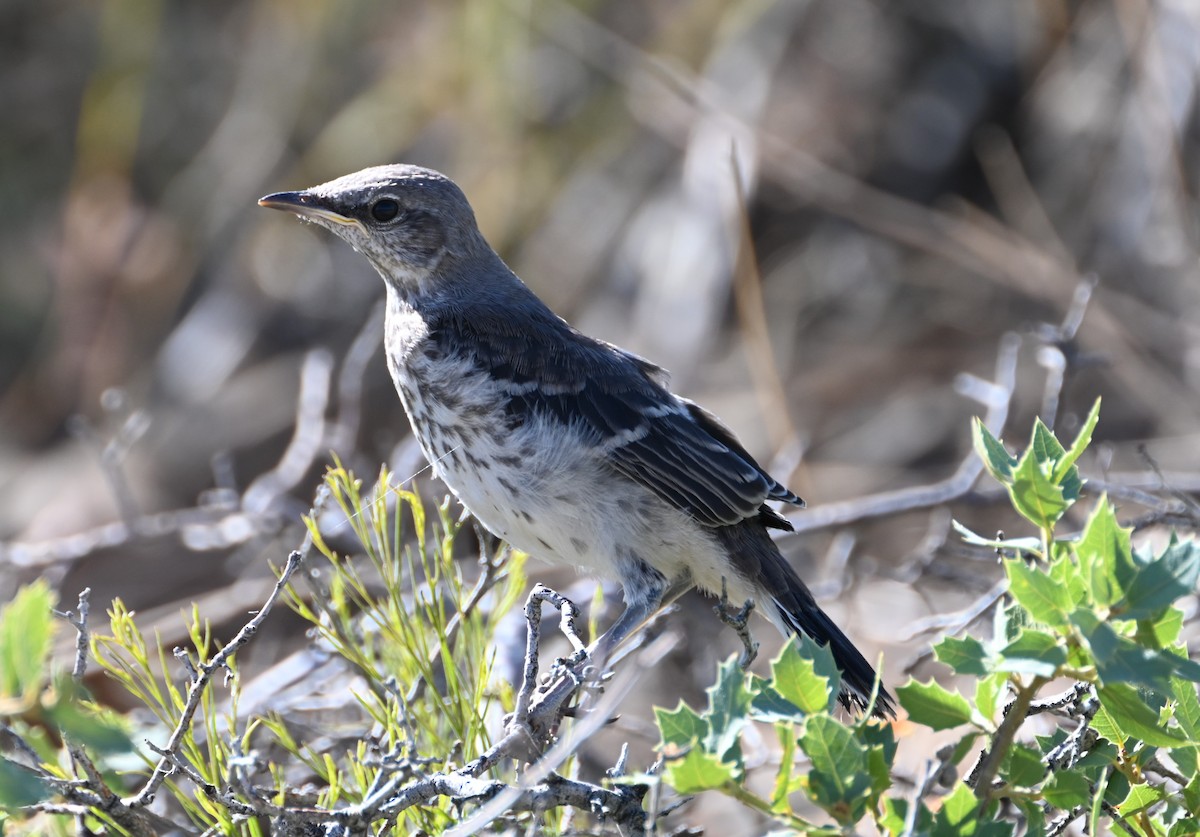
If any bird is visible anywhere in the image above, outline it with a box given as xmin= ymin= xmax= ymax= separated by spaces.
xmin=259 ymin=164 xmax=894 ymax=718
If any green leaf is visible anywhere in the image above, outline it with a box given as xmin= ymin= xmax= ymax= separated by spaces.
xmin=799 ymin=715 xmax=871 ymax=824
xmin=1073 ymin=610 xmax=1200 ymax=690
xmin=1029 ymin=417 xmax=1070 ymax=482
xmin=937 ymin=782 xmax=983 ymax=831
xmin=1001 ymin=743 xmax=1045 ymax=787
xmin=972 ymin=419 xmax=1017 ymax=485
xmin=0 ymin=757 xmax=49 ymax=807
xmin=1096 ymin=683 xmax=1188 ymax=747
xmin=1115 ymin=539 xmax=1200 ymax=620
xmin=932 ymin=783 xmax=1013 ymax=836
xmin=864 ymin=737 xmax=893 ymax=797
xmin=896 ymin=680 xmax=975 ymax=730
xmin=771 ymin=723 xmax=796 ymax=814
xmin=1141 ymin=606 xmax=1184 ymax=647
xmin=749 ymin=679 xmax=805 ymax=723
xmin=1014 ymin=799 xmax=1045 ymax=837
xmin=656 ymin=701 xmax=708 ymax=747
xmin=1183 ymin=774 xmax=1200 ymax=815
xmin=879 ymin=797 xmax=913 ymax=836
xmin=1076 ymin=498 xmax=1136 ymax=608
xmin=1042 ymin=769 xmax=1091 ymax=808
xmin=1118 ymin=782 xmax=1167 ymax=816
xmin=1170 ymin=819 xmax=1200 ymax=837
xmin=1049 ymin=543 xmax=1086 ymax=602
xmin=663 ymin=745 xmax=735 ymax=794
xmin=994 ymin=628 xmax=1067 ymax=678
xmin=705 ymin=656 xmax=751 ymax=765
xmin=0 ymin=580 xmax=56 ymax=701
xmin=771 ymin=635 xmax=838 ymax=716
xmin=857 ymin=717 xmax=900 ymax=770
xmin=1055 ymin=398 xmax=1101 ymax=484
xmin=1006 ymin=559 xmax=1071 ymax=627
xmin=1010 ymin=445 xmax=1069 ymax=530
xmin=974 ymin=673 xmax=1005 ymax=725
xmin=994 ymin=598 xmax=1030 ymax=645
xmin=935 ymin=635 xmax=991 ymax=677
xmin=949 ymin=732 xmax=982 ymax=767
xmin=1172 ymin=676 xmax=1200 ymax=739
xmin=45 ymin=683 xmax=134 ymax=756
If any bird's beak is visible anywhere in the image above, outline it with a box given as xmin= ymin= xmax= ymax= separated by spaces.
xmin=258 ymin=191 xmax=359 ymax=227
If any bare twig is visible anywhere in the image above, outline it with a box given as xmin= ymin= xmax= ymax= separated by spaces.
xmin=781 ymin=332 xmax=1019 ymax=536
xmin=124 ymin=545 xmax=309 ymax=808
xmin=242 ymin=349 xmax=333 ymax=516
xmin=1137 ymin=444 xmax=1200 ymax=519
xmin=968 ymin=676 xmax=1048 ymax=798
xmin=52 ymin=587 xmax=91 ymax=681
xmin=66 ymin=391 xmax=150 ymax=529
xmin=1032 ymin=275 xmax=1099 ymax=429
xmin=901 ymin=743 xmax=958 ymax=837
xmin=3 ymin=352 xmax=339 ymax=568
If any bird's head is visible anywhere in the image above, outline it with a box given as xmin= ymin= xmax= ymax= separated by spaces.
xmin=259 ymin=164 xmax=487 ymax=292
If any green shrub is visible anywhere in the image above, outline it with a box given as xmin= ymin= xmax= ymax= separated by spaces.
xmin=648 ymin=399 xmax=1200 ymax=835
xmin=3 ymin=403 xmax=1199 ymax=835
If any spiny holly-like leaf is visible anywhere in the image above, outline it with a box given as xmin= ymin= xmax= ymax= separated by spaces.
xmin=655 ymin=701 xmax=708 ymax=747
xmin=1096 ymin=683 xmax=1188 ymax=747
xmin=1054 ymin=398 xmax=1101 ymax=486
xmin=1042 ymin=770 xmax=1092 ymax=809
xmin=974 ymin=673 xmax=1006 ymax=724
xmin=1140 ymin=606 xmax=1184 ymax=647
xmin=1006 ymin=559 xmax=1071 ymax=627
xmin=1170 ymin=817 xmax=1200 ymax=837
xmin=1049 ymin=550 xmax=1087 ymax=608
xmin=799 ymin=715 xmax=872 ymax=825
xmin=1118 ymin=782 xmax=1168 ymax=817
xmin=1182 ymin=774 xmax=1200 ymax=815
xmin=1073 ymin=610 xmax=1200 ymax=690
xmin=1115 ymin=539 xmax=1200 ymax=621
xmin=663 ymin=745 xmax=735 ymax=794
xmin=896 ymin=680 xmax=975 ymax=730
xmin=1076 ymin=498 xmax=1136 ymax=608
xmin=972 ymin=419 xmax=1017 ymax=485
xmin=933 ymin=782 xmax=1013 ymax=836
xmin=749 ymin=679 xmax=805 ymax=723
xmin=704 ymin=656 xmax=752 ymax=765
xmin=994 ymin=628 xmax=1067 ymax=678
xmin=1002 ymin=743 xmax=1046 ymax=787
xmin=1172 ymin=675 xmax=1200 ymax=741
xmin=1029 ymin=417 xmax=1068 ymax=472
xmin=771 ymin=634 xmax=838 ymax=715
xmin=935 ymin=635 xmax=990 ymax=676
xmin=1010 ymin=447 xmax=1069 ymax=530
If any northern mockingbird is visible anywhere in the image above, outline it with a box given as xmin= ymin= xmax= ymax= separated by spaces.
xmin=260 ymin=165 xmax=894 ymax=717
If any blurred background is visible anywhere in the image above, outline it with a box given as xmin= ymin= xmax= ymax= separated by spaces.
xmin=4 ymin=0 xmax=1200 ymax=830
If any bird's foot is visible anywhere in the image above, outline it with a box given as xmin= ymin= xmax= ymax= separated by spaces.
xmin=715 ymin=578 xmax=759 ymax=670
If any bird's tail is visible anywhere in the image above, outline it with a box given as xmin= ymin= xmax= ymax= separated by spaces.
xmin=719 ymin=524 xmax=895 ymax=719
xmin=771 ymin=574 xmax=896 ymax=719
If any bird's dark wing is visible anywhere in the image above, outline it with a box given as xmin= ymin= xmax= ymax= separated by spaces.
xmin=444 ymin=306 xmax=802 ymax=529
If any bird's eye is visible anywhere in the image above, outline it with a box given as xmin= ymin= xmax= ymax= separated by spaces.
xmin=370 ymin=198 xmax=400 ymax=223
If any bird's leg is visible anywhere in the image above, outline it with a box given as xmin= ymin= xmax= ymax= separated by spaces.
xmin=714 ymin=577 xmax=759 ymax=670
xmin=587 ymin=574 xmax=692 ymax=668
